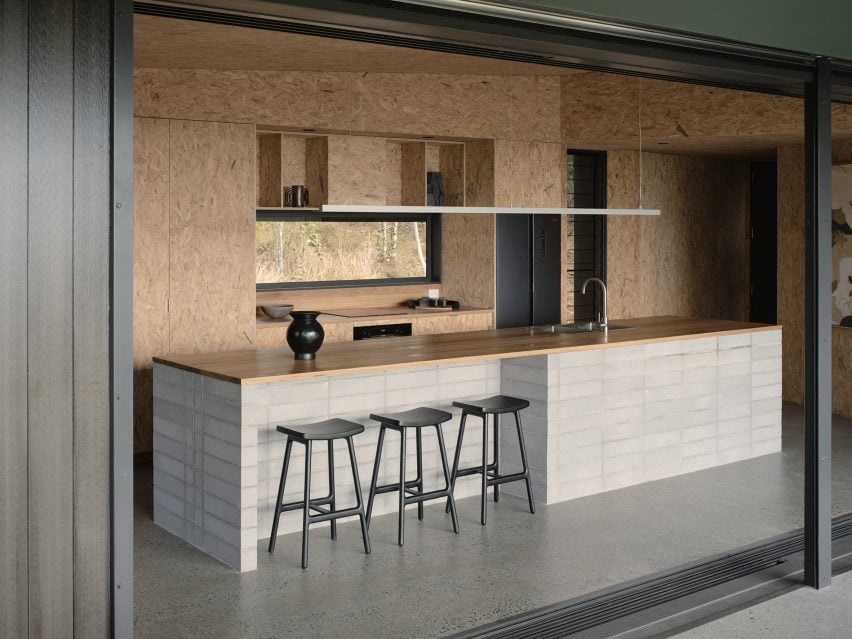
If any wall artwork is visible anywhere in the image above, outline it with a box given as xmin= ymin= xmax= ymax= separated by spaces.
xmin=833 ymin=164 xmax=852 ymax=327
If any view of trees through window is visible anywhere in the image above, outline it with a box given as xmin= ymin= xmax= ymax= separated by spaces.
xmin=256 ymin=219 xmax=428 ymax=284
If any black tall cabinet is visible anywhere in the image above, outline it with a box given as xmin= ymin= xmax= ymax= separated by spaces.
xmin=496 ymin=213 xmax=562 ymax=328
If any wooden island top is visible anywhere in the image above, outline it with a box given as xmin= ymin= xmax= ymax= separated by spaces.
xmin=153 ymin=316 xmax=780 ymax=385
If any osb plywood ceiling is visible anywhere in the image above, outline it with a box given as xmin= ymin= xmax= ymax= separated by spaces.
xmin=134 ymin=14 xmax=581 ymax=76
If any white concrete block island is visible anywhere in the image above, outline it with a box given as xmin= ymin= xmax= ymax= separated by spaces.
xmin=152 ymin=317 xmax=782 ymax=571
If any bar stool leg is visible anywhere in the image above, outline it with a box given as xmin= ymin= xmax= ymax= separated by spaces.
xmin=366 ymin=425 xmax=386 ymax=527
xmin=436 ymin=424 xmax=459 ymax=533
xmin=398 ymin=428 xmax=407 ymax=546
xmin=416 ymin=428 xmax=424 ymax=521
xmin=301 ymin=440 xmax=313 ymax=569
xmin=328 ymin=440 xmax=337 ymax=540
xmin=514 ymin=410 xmax=536 ymax=514
xmin=493 ymin=413 xmax=501 ymax=503
xmin=268 ymin=438 xmax=293 ymax=553
xmin=345 ymin=436 xmax=371 ymax=555
xmin=446 ymin=412 xmax=467 ymax=513
xmin=480 ymin=414 xmax=489 ymax=526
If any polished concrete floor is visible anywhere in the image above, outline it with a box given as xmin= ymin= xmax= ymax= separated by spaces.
xmin=134 ymin=403 xmax=852 ymax=638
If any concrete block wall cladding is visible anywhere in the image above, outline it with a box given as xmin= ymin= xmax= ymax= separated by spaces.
xmin=498 ymin=331 xmax=782 ymax=505
xmin=153 ymin=361 xmax=500 ymax=571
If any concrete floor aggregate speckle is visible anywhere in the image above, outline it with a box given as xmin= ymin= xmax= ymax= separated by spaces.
xmin=134 ymin=403 xmax=852 ymax=638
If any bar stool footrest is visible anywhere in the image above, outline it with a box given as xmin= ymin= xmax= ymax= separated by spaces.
xmin=488 ymin=471 xmax=529 ymax=487
xmin=372 ymin=478 xmax=422 ymax=496
xmin=454 ymin=463 xmax=500 ymax=479
xmin=278 ymin=495 xmax=334 ymax=513
xmin=308 ymin=506 xmax=364 ymax=524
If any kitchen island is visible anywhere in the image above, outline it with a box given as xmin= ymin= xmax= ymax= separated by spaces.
xmin=152 ymin=317 xmax=782 ymax=571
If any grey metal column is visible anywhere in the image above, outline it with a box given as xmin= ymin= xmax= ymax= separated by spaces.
xmin=804 ymin=56 xmax=832 ymax=590
xmin=112 ymin=0 xmax=136 ymax=634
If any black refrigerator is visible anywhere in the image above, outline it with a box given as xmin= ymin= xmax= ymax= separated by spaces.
xmin=495 ymin=213 xmax=562 ymax=328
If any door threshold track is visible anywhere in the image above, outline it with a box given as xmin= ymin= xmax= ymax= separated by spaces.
xmin=451 ymin=514 xmax=852 ymax=639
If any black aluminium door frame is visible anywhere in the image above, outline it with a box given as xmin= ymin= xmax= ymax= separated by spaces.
xmin=117 ymin=1 xmax=847 ymax=634
xmin=804 ymin=57 xmax=833 ymax=590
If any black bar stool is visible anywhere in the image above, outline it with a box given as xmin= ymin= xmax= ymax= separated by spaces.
xmin=446 ymin=395 xmax=536 ymax=525
xmin=365 ymin=407 xmax=460 ymax=546
xmin=268 ymin=418 xmax=371 ymax=569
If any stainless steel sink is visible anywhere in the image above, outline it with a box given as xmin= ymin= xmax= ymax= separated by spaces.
xmin=533 ymin=322 xmax=631 ymax=334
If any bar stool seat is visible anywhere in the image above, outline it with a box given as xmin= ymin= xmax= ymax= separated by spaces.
xmin=366 ymin=407 xmax=459 ymax=545
xmin=447 ymin=394 xmax=536 ymax=525
xmin=277 ymin=418 xmax=366 ymax=440
xmin=268 ymin=418 xmax=371 ymax=569
xmin=369 ymin=407 xmax=453 ymax=428
xmin=452 ymin=395 xmax=530 ymax=415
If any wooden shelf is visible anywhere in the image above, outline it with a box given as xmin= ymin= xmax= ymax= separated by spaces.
xmin=256 ymin=206 xmax=320 ymax=212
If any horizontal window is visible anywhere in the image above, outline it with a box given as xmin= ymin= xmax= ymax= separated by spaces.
xmin=256 ymin=211 xmax=440 ymax=289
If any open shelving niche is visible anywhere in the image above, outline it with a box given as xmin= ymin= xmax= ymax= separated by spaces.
xmin=255 ymin=129 xmax=473 ymax=209
xmin=253 ymin=128 xmax=497 ymax=326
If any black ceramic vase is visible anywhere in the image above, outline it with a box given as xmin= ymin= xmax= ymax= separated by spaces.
xmin=286 ymin=311 xmax=325 ymax=360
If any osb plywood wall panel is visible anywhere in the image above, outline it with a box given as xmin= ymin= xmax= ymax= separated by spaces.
xmin=351 ymin=73 xmax=560 ymax=141
xmin=135 ymin=15 xmax=584 ymax=77
xmin=439 ymin=139 xmax=497 ymax=310
xmin=465 ymin=139 xmax=495 ymax=207
xmin=440 ymin=144 xmax=465 ymax=206
xmin=562 ymin=73 xmax=804 ymax=146
xmin=606 ymin=152 xmax=642 ymax=320
xmin=441 ymin=214 xmax=495 ymax=309
xmin=426 ymin=143 xmax=441 ymax=173
xmin=494 ymin=140 xmax=565 ymax=208
xmin=777 ymin=142 xmax=852 ymax=417
xmin=304 ymin=136 xmax=328 ymax=206
xmin=776 ymin=145 xmax=805 ymax=407
xmin=135 ymin=68 xmax=351 ymax=130
xmin=133 ymin=117 xmax=170 ymax=453
xmin=606 ymin=150 xmax=750 ymax=323
xmin=256 ymin=133 xmax=282 ymax=207
xmin=135 ymin=69 xmax=561 ymax=142
xmin=385 ymin=142 xmax=402 ymax=206
xmin=400 ymin=142 xmax=426 ymax=206
xmin=411 ymin=312 xmax=492 ymax=335
xmin=279 ymin=135 xmax=306 ymax=197
xmin=168 ymin=120 xmax=256 ymax=355
xmin=327 ymin=135 xmax=387 ymax=205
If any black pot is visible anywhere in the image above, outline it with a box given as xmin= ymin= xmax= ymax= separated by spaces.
xmin=286 ymin=311 xmax=325 ymax=360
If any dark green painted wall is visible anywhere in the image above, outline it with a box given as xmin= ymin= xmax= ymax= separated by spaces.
xmin=506 ymin=0 xmax=852 ymax=61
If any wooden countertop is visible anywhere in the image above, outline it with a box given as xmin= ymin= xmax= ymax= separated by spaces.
xmin=154 ymin=316 xmax=780 ymax=385
xmin=256 ymin=305 xmax=492 ymax=328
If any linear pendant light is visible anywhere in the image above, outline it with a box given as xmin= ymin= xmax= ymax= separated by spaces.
xmin=320 ymin=204 xmax=660 ymax=216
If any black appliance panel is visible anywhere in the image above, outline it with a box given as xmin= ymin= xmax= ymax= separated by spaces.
xmin=532 ymin=214 xmax=562 ymax=326
xmin=353 ymin=322 xmax=413 ymax=340
xmin=496 ymin=214 xmax=562 ymax=328
xmin=496 ymin=214 xmax=531 ymax=328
